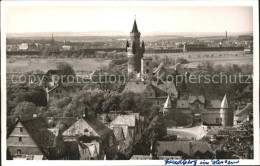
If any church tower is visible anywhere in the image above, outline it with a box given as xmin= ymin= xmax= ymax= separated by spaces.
xmin=126 ymin=18 xmax=145 ymax=78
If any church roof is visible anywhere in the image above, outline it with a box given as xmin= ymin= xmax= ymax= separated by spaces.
xmin=131 ymin=19 xmax=139 ymax=33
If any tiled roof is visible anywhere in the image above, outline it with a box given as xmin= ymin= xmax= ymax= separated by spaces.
xmin=188 ymin=95 xmax=205 ymax=104
xmin=235 ymin=103 xmax=253 ymax=117
xmin=156 ymin=141 xmax=214 ymax=157
xmin=110 ymin=114 xmax=136 ymax=127
xmin=154 ymin=82 xmax=178 ymax=98
xmin=45 ymin=117 xmax=77 ymax=132
xmin=123 ymin=81 xmax=154 ymax=94
xmin=123 ymin=81 xmax=172 ymax=98
xmin=176 ymin=100 xmax=189 ymax=108
xmin=205 ymin=100 xmax=221 ymax=108
xmin=20 ymin=118 xmax=57 ymax=147
xmin=62 ymin=118 xmax=111 ymax=138
xmin=84 ymin=118 xmax=111 ymax=137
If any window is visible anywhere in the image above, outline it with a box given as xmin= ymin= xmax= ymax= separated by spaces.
xmin=146 ymin=62 xmax=149 ymax=66
xmin=60 ymin=89 xmax=62 ymax=93
xmin=56 ymin=90 xmax=59 ymax=93
xmin=146 ymin=69 xmax=149 ymax=74
xmin=17 ymin=149 xmax=21 ymax=154
xmin=19 ymin=137 xmax=22 ymax=142
xmin=20 ymin=128 xmax=23 ymax=132
xmin=157 ymin=100 xmax=160 ymax=105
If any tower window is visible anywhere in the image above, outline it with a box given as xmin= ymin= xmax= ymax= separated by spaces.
xmin=20 ymin=128 xmax=23 ymax=132
xmin=19 ymin=137 xmax=22 ymax=142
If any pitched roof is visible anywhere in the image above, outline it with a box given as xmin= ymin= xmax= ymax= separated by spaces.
xmin=19 ymin=117 xmax=57 ymax=148
xmin=7 ymin=117 xmax=59 ymax=158
xmin=45 ymin=117 xmax=77 ymax=133
xmin=205 ymin=100 xmax=222 ymax=108
xmin=235 ymin=103 xmax=253 ymax=117
xmin=176 ymin=100 xmax=189 ymax=108
xmin=123 ymin=81 xmax=153 ymax=94
xmin=156 ymin=141 xmax=214 ymax=157
xmin=83 ymin=118 xmax=111 ymax=137
xmin=154 ymin=81 xmax=178 ymax=98
xmin=123 ymin=81 xmax=170 ymax=98
xmin=110 ymin=114 xmax=136 ymax=127
xmin=63 ymin=118 xmax=111 ymax=138
xmin=188 ymin=95 xmax=205 ymax=104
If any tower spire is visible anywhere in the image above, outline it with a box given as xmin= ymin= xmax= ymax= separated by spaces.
xmin=131 ymin=17 xmax=139 ymax=33
xmin=51 ymin=34 xmax=55 ymax=45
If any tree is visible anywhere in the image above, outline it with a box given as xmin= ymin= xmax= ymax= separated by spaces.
xmin=56 ymin=62 xmax=76 ymax=81
xmin=13 ymin=101 xmax=37 ymax=120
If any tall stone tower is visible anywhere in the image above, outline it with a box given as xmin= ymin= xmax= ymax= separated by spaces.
xmin=126 ymin=19 xmax=145 ymax=78
xmin=220 ymin=94 xmax=233 ymax=127
xmin=141 ymin=57 xmax=152 ymax=81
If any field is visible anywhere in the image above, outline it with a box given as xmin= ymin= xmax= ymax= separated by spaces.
xmin=7 ymin=58 xmax=111 ymax=74
xmin=146 ymin=51 xmax=253 ymax=68
xmin=7 ymin=51 xmax=253 ymax=74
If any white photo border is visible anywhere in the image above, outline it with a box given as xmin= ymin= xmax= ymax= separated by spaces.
xmin=1 ymin=0 xmax=259 ymax=165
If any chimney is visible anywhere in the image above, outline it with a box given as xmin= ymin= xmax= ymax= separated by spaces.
xmin=226 ymin=31 xmax=228 ymax=40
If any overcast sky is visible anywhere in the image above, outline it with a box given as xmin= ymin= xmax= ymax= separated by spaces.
xmin=6 ymin=6 xmax=253 ymax=34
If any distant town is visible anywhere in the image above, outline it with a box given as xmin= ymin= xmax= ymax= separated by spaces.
xmin=6 ymin=19 xmax=253 ymax=160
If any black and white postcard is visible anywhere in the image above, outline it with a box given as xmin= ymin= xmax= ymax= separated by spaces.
xmin=1 ymin=0 xmax=259 ymax=166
